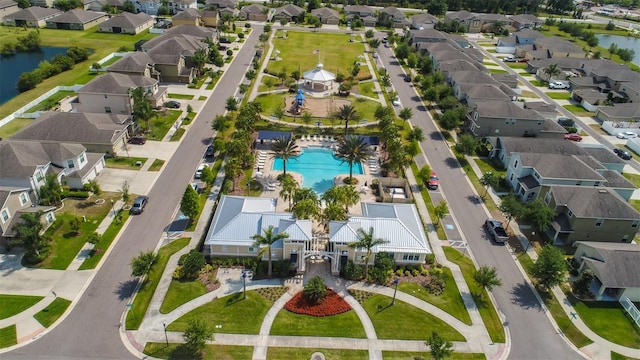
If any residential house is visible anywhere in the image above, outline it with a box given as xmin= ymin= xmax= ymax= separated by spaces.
xmin=438 ymin=59 xmax=488 ymax=79
xmin=98 ymin=12 xmax=154 ymax=34
xmin=311 ymin=7 xmax=340 ymax=25
xmin=171 ymin=8 xmax=201 ymax=26
xmin=0 ymin=186 xmax=56 ymax=244
xmin=75 ymin=72 xmax=167 ymax=114
xmin=145 ymin=35 xmax=206 ymax=83
xmin=4 ymin=7 xmax=61 ymax=27
xmin=573 ymin=242 xmax=640 ymax=301
xmin=343 ymin=5 xmax=375 ymax=18
xmin=445 ymin=10 xmax=481 ymax=33
xmin=199 ymin=10 xmax=219 ymax=27
xmin=491 ymin=73 xmax=518 ymax=89
xmin=0 ymin=140 xmax=105 ymax=194
xmin=217 ymin=7 xmax=237 ymax=19
xmin=540 ymin=186 xmax=639 ymax=245
xmin=329 ymin=202 xmax=431 ymax=274
xmin=239 ymin=4 xmax=267 ymax=21
xmin=466 ymin=100 xmax=563 ymax=138
xmin=523 ymin=102 xmax=558 ymax=120
xmin=144 ymin=23 xmax=215 ymax=46
xmin=204 ymin=196 xmax=313 ymax=272
xmin=460 ymin=83 xmax=515 ymax=107
xmin=84 ymin=0 xmax=126 ymax=12
xmin=510 ymin=14 xmax=542 ymax=30
xmin=595 ymin=103 xmax=640 ymax=123
xmin=107 ymin=51 xmax=160 ymax=79
xmin=516 ymin=36 xmax=584 ymax=60
xmin=205 ymin=0 xmax=236 ymax=9
xmin=31 ymin=0 xmax=54 ymax=8
xmin=0 ymin=0 xmax=19 ymax=20
xmin=272 ymin=4 xmax=304 ymax=23
xmin=135 ymin=0 xmax=161 ymax=15
xmin=379 ymin=6 xmax=409 ymax=28
xmin=169 ymin=0 xmax=197 ymax=15
xmin=410 ymin=28 xmax=450 ymax=45
xmin=11 ymin=112 xmax=131 ymax=157
xmin=570 ymin=61 xmax=640 ymax=105
xmin=476 ymin=13 xmax=511 ymax=32
xmin=409 ymin=12 xmax=438 ymax=30
xmin=45 ymin=9 xmax=107 ymax=30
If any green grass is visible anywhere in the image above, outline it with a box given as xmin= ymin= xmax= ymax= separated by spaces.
xmin=0 ymin=295 xmax=44 ymax=320
xmin=0 ymin=325 xmax=17 ymax=348
xmin=167 ymin=93 xmax=194 ymax=100
xmin=144 ymin=342 xmax=253 ymax=359
xmin=0 ymin=118 xmax=32 ymax=138
xmin=105 ymin=156 xmax=147 ymax=170
xmin=268 ymin=348 xmax=369 ymax=359
xmin=159 ymin=279 xmax=208 ymax=314
xmin=100 ymin=56 xmax=121 ymax=66
xmin=572 ymin=298 xmax=640 ymax=348
xmin=444 ymin=247 xmax=505 ymax=343
xmin=631 ymin=200 xmax=640 ymax=213
xmin=271 ymin=308 xmax=366 ymax=338
xmin=545 ymin=92 xmax=571 ymax=100
xmin=611 ymin=352 xmax=640 ymax=360
xmin=146 ymin=110 xmax=181 ymax=141
xmin=530 ymin=79 xmax=546 ymax=87
xmin=361 ymin=294 xmax=465 ymax=341
xmin=383 ymin=351 xmax=486 ymax=360
xmin=519 ymin=71 xmax=532 ymax=76
xmin=25 ymin=90 xmax=76 ymax=113
xmin=623 ymin=173 xmax=640 ymax=188
xmin=168 ymin=291 xmax=272 ymax=334
xmin=33 ymin=297 xmax=71 ymax=328
xmin=148 ymin=159 xmax=165 ymax=171
xmin=126 ymin=238 xmax=189 ymax=330
xmin=398 ymin=269 xmax=472 ymax=325
xmin=410 ymin=163 xmax=446 ymax=240
xmin=563 ymin=105 xmax=595 ymax=117
xmin=481 ymin=61 xmax=497 ymax=66
xmin=198 ymin=95 xmax=207 ymax=101
xmin=489 ymin=69 xmax=508 ymax=74
xmin=78 ymin=210 xmax=130 ymax=270
xmin=474 ymin=158 xmax=506 ymax=178
xmin=169 ymin=127 xmax=185 ymax=142
xmin=267 ymin=31 xmax=369 ymax=79
xmin=505 ymin=62 xmax=528 ymax=69
xmin=357 ymin=81 xmax=377 ymax=98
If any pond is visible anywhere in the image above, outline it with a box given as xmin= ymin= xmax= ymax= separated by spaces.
xmin=0 ymin=46 xmax=69 ymax=105
xmin=594 ymin=34 xmax=640 ymax=66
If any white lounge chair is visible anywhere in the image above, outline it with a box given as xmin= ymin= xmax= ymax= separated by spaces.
xmin=313 ymin=135 xmax=318 ymax=141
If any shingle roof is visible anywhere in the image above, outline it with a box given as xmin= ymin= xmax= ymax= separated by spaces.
xmin=6 ymin=7 xmax=61 ymax=20
xmin=48 ymin=9 xmax=104 ymax=24
xmin=311 ymin=7 xmax=339 ymax=18
xmin=576 ymin=241 xmax=640 ymax=288
xmin=101 ymin=12 xmax=152 ymax=28
xmin=146 ymin=35 xmax=206 ymax=62
xmin=274 ymin=4 xmax=304 ymax=17
xmin=510 ymin=14 xmax=540 ymax=24
xmin=476 ymin=13 xmax=509 ymax=22
xmin=78 ymin=72 xmax=157 ymax=95
xmin=600 ymin=170 xmax=635 ymax=189
xmin=581 ymin=146 xmax=626 ymax=165
xmin=519 ymin=154 xmax=605 ymax=181
xmin=446 ymin=10 xmax=474 ymax=21
xmin=523 ymin=101 xmax=557 ymax=113
xmin=450 ymin=70 xmax=496 ymax=85
xmin=162 ymin=24 xmax=215 ymax=38
xmin=475 ymin=101 xmax=543 ymax=120
xmin=0 ymin=141 xmax=84 ymax=178
xmin=438 ymin=59 xmax=488 ymax=73
xmin=240 ymin=4 xmax=266 ymax=14
xmin=107 ymin=52 xmax=156 ymax=73
xmin=0 ymin=0 xmax=17 ymax=9
xmin=12 ymin=112 xmax=129 ymax=145
xmin=410 ymin=12 xmax=438 ymax=25
xmin=551 ymin=186 xmax=639 ymax=219
xmin=172 ymin=8 xmax=199 ymax=20
xmin=381 ymin=6 xmax=405 ymax=19
xmin=596 ymin=103 xmax=640 ymax=118
xmin=494 ymin=137 xmax=585 ymax=157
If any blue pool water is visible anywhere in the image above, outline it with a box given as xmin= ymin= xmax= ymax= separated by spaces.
xmin=272 ymin=147 xmax=364 ymax=194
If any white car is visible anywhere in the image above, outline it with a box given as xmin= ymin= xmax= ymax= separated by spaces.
xmin=617 ymin=131 xmax=637 ymax=139
xmin=392 ymin=97 xmax=401 ymax=106
xmin=548 ymin=81 xmax=568 ymax=89
xmin=195 ymin=163 xmax=206 ymax=179
xmin=502 ymin=55 xmax=516 ymax=62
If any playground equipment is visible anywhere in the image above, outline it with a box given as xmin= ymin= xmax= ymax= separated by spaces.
xmin=290 ymin=89 xmax=307 ymax=115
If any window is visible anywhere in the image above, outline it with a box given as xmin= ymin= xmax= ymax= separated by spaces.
xmin=632 ymin=220 xmax=639 ymax=228
xmin=248 ymin=247 xmax=255 ymax=252
xmin=576 ymin=181 xmax=582 ymax=186
xmin=19 ymin=193 xmax=28 ymax=206
xmin=35 ymin=171 xmax=43 ymax=182
xmin=567 ymin=209 xmax=574 ymax=218
xmin=533 ymin=171 xmax=540 ymax=179
xmin=79 ymin=153 xmax=86 ymax=164
xmin=1 ymin=209 xmax=9 ymax=223
xmin=595 ymin=218 xmax=604 ymax=227
xmin=402 ymin=253 xmax=420 ymax=261
xmin=104 ymin=94 xmax=108 ymax=98
xmin=67 ymin=159 xmax=75 ymax=169
xmin=105 ymin=107 xmax=111 ymax=113
xmin=544 ymin=192 xmax=551 ymax=205
xmin=473 ymin=111 xmax=478 ymax=120
xmin=537 ymin=120 xmax=543 ymax=125
xmin=46 ymin=212 xmax=54 ymax=223
xmin=509 ymin=173 xmax=514 ymax=181
xmin=222 ymin=246 xmax=228 ymax=252
xmin=513 ymin=160 xmax=519 ymax=169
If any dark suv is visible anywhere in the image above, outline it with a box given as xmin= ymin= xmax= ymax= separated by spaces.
xmin=130 ymin=196 xmax=148 ymax=214
xmin=128 ymin=136 xmax=146 ymax=145
xmin=614 ymin=148 xmax=633 ymax=160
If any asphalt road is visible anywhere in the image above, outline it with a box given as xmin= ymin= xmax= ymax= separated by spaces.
xmin=4 ymin=25 xmax=262 ymax=360
xmin=375 ymin=42 xmax=580 ymax=360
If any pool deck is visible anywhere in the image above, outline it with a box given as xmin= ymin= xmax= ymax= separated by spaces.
xmin=253 ymin=138 xmax=380 ymax=214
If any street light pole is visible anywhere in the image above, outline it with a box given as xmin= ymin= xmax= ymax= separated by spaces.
xmin=391 ymin=278 xmax=399 ymax=306
xmin=110 ymin=199 xmax=115 ymax=217
xmin=242 ymin=271 xmax=247 ymax=299
xmin=525 ymin=231 xmax=535 ymax=252
xmin=163 ymin=322 xmax=168 ymax=346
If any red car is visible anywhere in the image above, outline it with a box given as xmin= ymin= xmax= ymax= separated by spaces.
xmin=564 ymin=133 xmax=582 ymax=142
xmin=427 ymin=171 xmax=439 ymax=190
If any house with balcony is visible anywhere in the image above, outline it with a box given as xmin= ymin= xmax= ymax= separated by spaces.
xmin=4 ymin=7 xmax=61 ymax=27
xmin=98 ymin=12 xmax=154 ymax=34
xmin=540 ymin=186 xmax=640 ymax=245
xmin=0 ymin=186 xmax=56 ymax=244
xmin=466 ymin=101 xmax=563 ymax=138
xmin=45 ymin=9 xmax=107 ymax=30
xmin=311 ymin=7 xmax=340 ymax=25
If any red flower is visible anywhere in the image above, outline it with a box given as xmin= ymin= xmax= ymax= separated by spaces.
xmin=284 ymin=289 xmax=352 ymax=317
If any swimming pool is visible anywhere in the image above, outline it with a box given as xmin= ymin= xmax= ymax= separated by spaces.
xmin=272 ymin=147 xmax=364 ymax=194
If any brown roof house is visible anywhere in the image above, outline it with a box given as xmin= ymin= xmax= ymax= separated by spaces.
xmin=239 ymin=4 xmax=267 ymax=21
xmin=98 ymin=12 xmax=154 ymax=34
xmin=46 ymin=9 xmax=107 ymax=30
xmin=11 ymin=112 xmax=132 ymax=157
xmin=3 ymin=7 xmax=61 ymax=27
xmin=466 ymin=100 xmax=565 ymax=138
xmin=145 ymin=34 xmax=207 ymax=83
xmin=0 ymin=186 xmax=56 ymax=244
xmin=172 ymin=8 xmax=201 ymax=26
xmin=311 ymin=7 xmax=339 ymax=25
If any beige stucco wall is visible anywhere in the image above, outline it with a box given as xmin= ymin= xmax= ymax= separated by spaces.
xmin=77 ymin=93 xmax=132 ymax=115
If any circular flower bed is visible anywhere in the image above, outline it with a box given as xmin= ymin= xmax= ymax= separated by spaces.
xmin=284 ymin=289 xmax=352 ymax=317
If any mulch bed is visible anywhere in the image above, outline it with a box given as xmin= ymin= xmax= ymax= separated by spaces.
xmin=284 ymin=289 xmax=352 ymax=317
xmin=198 ymin=267 xmax=221 ymax=292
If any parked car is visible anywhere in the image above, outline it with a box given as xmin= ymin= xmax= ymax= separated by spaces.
xmin=502 ymin=55 xmax=516 ymax=62
xmin=195 ymin=163 xmax=207 ymax=179
xmin=616 ymin=131 xmax=637 ymax=139
xmin=548 ymin=81 xmax=568 ymax=89
xmin=190 ymin=183 xmax=199 ymax=193
xmin=372 ymin=53 xmax=378 ymax=59
xmin=516 ymin=58 xmax=529 ymax=62
xmin=205 ymin=145 xmax=215 ymax=157
xmin=564 ymin=133 xmax=582 ymax=142
xmin=485 ymin=218 xmax=509 ymax=243
xmin=392 ymin=97 xmax=401 ymax=106
xmin=127 ymin=136 xmax=146 ymax=145
xmin=404 ymin=74 xmax=412 ymax=82
xmin=130 ymin=196 xmax=148 ymax=214
xmin=384 ymin=43 xmax=391 ymax=48
xmin=427 ymin=171 xmax=439 ymax=190
xmin=164 ymin=100 xmax=181 ymax=108
xmin=614 ymin=148 xmax=633 ymax=160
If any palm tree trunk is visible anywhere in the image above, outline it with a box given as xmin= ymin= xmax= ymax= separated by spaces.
xmin=267 ymin=248 xmax=273 ymax=276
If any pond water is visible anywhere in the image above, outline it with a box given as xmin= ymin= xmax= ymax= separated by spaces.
xmin=594 ymin=34 xmax=640 ymax=66
xmin=0 ymin=46 xmax=69 ymax=105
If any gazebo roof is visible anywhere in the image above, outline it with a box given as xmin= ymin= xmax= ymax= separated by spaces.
xmin=303 ymin=63 xmax=335 ymax=82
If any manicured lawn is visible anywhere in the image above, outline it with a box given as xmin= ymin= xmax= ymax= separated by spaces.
xmin=168 ymin=291 xmax=272 ymax=334
xmin=410 ymin=163 xmax=446 ymax=240
xmin=474 ymin=158 xmax=506 ymax=177
xmin=623 ymin=173 xmax=640 ymax=188
xmin=144 ymin=342 xmax=253 ymax=360
xmin=33 ymin=297 xmax=71 ymax=328
xmin=271 ymin=307 xmax=366 ymax=338
xmin=127 ymin=238 xmax=189 ymax=330
xmin=572 ymin=298 xmax=640 ymax=348
xmin=398 ymin=268 xmax=472 ymax=325
xmin=105 ymin=156 xmax=148 ymax=170
xmin=631 ymin=200 xmax=640 ymax=213
xmin=545 ymin=92 xmax=571 ymax=100
xmin=148 ymin=159 xmax=165 ymax=171
xmin=563 ymin=105 xmax=595 ymax=117
xmin=169 ymin=127 xmax=185 ymax=142
xmin=505 ymin=62 xmax=528 ymax=69
xmin=198 ymin=95 xmax=208 ymax=100
xmin=0 ymin=295 xmax=44 ymax=320
xmin=489 ymin=69 xmax=507 ymax=74
xmin=168 ymin=93 xmax=194 ymax=100
xmin=444 ymin=247 xmax=505 ymax=343
xmin=145 ymin=110 xmax=181 ymax=141
xmin=383 ymin=351 xmax=486 ymax=360
xmin=530 ymin=79 xmax=546 ymax=87
xmin=357 ymin=81 xmax=377 ymax=98
xmin=611 ymin=351 xmax=639 ymax=360
xmin=268 ymin=31 xmax=369 ymax=79
xmin=0 ymin=118 xmax=32 ymax=138
xmin=361 ymin=294 xmax=465 ymax=341
xmin=268 ymin=348 xmax=368 ymax=359
xmin=78 ymin=210 xmax=130 ymax=270
xmin=26 ymin=90 xmax=76 ymax=113
xmin=159 ymin=279 xmax=208 ymax=314
xmin=0 ymin=325 xmax=17 ymax=348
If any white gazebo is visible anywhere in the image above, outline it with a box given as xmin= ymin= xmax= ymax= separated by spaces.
xmin=303 ymin=63 xmax=335 ymax=91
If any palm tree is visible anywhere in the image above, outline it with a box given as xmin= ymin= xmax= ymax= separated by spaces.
xmin=542 ymin=63 xmax=561 ymax=81
xmin=271 ymin=137 xmax=300 ymax=176
xmin=398 ymin=107 xmax=413 ymax=122
xmin=335 ymin=104 xmax=359 ymax=136
xmin=335 ymin=136 xmax=371 ymax=183
xmin=251 ymin=225 xmax=289 ymax=277
xmin=12 ymin=211 xmax=45 ymax=257
xmin=322 ymin=186 xmax=359 ymax=213
xmin=192 ymin=48 xmax=207 ymax=77
xmin=473 ymin=265 xmax=502 ymax=297
xmin=279 ymin=174 xmax=299 ymax=210
xmin=405 ymin=127 xmax=425 ymax=143
xmin=348 ymin=227 xmax=389 ymax=280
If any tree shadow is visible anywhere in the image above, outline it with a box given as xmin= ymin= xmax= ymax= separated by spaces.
xmin=376 ymin=302 xmax=395 ymax=313
xmin=444 ymin=157 xmax=462 ymax=169
xmin=509 ymin=282 xmax=543 ymax=310
xmin=115 ymin=279 xmax=140 ymax=301
xmin=224 ymin=292 xmax=244 ymax=307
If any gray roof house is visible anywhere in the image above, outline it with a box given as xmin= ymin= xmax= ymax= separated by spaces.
xmin=272 ymin=4 xmax=304 ymax=22
xmin=3 ymin=7 xmax=62 ymax=27
xmin=409 ymin=12 xmax=438 ymax=30
xmin=205 ymin=0 xmax=237 ymax=9
xmin=238 ymin=4 xmax=267 ymax=21
xmin=510 ymin=14 xmax=542 ymax=30
xmin=438 ymin=59 xmax=488 ymax=78
xmin=329 ymin=202 xmax=431 ymax=274
xmin=45 ymin=9 xmax=107 ymax=30
xmin=523 ymin=102 xmax=557 ymax=120
xmin=466 ymin=100 xmax=563 ymax=138
xmin=11 ymin=112 xmax=131 ymax=157
xmin=0 ymin=186 xmax=56 ymax=242
xmin=459 ymin=83 xmax=515 ymax=107
xmin=75 ymin=72 xmax=167 ymax=113
xmin=344 ymin=5 xmax=375 ymax=17
xmin=379 ymin=6 xmax=409 ymax=28
xmin=573 ymin=242 xmax=640 ymax=301
xmin=445 ymin=10 xmax=481 ymax=33
xmin=595 ymin=103 xmax=640 ymax=123
xmin=107 ymin=51 xmax=160 ymax=79
xmin=0 ymin=0 xmax=19 ymax=19
xmin=98 ymin=12 xmax=154 ymax=34
xmin=311 ymin=7 xmax=340 ymax=25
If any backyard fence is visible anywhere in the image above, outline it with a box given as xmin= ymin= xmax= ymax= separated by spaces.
xmin=619 ymin=296 xmax=640 ymax=327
